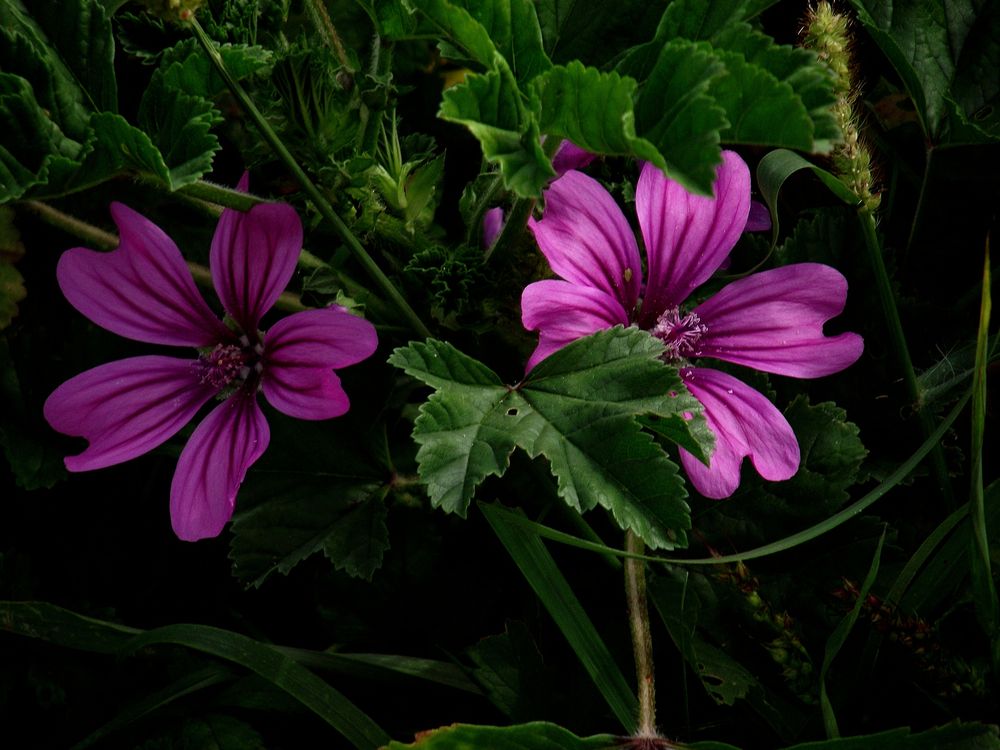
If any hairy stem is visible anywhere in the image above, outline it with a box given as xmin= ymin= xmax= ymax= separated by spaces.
xmin=189 ymin=17 xmax=431 ymax=339
xmin=304 ymin=0 xmax=352 ymax=71
xmin=625 ymin=530 xmax=657 ymax=738
xmin=484 ymin=136 xmax=563 ymax=263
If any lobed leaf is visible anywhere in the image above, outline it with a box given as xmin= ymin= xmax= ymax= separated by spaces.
xmin=391 ymin=328 xmax=709 ymax=549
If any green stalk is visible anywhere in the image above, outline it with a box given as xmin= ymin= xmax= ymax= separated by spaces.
xmin=625 ymin=530 xmax=658 ymax=739
xmin=189 ymin=17 xmax=431 ymax=339
xmin=859 ymin=208 xmax=954 ymax=507
xmin=484 ymin=136 xmax=563 ymax=263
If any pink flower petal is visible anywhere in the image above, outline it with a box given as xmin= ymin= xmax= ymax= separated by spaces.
xmin=694 ymin=263 xmax=864 ymax=378
xmin=261 ymin=307 xmax=378 ymax=420
xmin=679 ymin=367 xmax=799 ymax=498
xmin=483 ymin=207 xmax=504 ymax=248
xmin=57 ymin=203 xmax=232 ymax=347
xmin=552 ymin=140 xmax=596 ymax=174
xmin=43 ymin=356 xmax=218 ymax=472
xmin=636 ymin=151 xmax=750 ymax=326
xmin=744 ymin=200 xmax=771 ymax=233
xmin=522 ymin=279 xmax=630 ymax=370
xmin=528 ymin=170 xmax=642 ymax=313
xmin=170 ymin=390 xmax=270 ymax=541
xmin=210 ymin=194 xmax=303 ymax=335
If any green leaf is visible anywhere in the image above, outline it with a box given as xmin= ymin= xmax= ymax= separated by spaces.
xmin=480 ymin=504 xmax=638 ymax=732
xmin=780 ymin=722 xmax=1000 ymax=749
xmin=439 ymin=58 xmax=554 ymax=198
xmin=652 ymin=0 xmax=751 ymax=41
xmin=650 ymin=572 xmax=758 ymax=706
xmin=382 ymin=722 xmax=618 ymax=749
xmin=819 ymin=530 xmax=885 ymax=738
xmin=848 ymin=0 xmax=1000 ymax=142
xmin=467 ymin=621 xmax=547 ymax=720
xmin=409 ymin=0 xmax=551 ymax=81
xmin=531 ymin=62 xmax=662 ymax=164
xmin=757 ymin=149 xmax=858 ymax=243
xmin=390 ymin=327 xmax=708 ymax=549
xmin=535 ymin=0 xmax=666 ymax=67
xmin=158 ymin=38 xmax=273 ymax=99
xmin=0 ymin=72 xmax=82 ymax=201
xmin=629 ymin=39 xmax=729 ymax=196
xmin=712 ymin=24 xmax=840 ymax=150
xmin=0 ymin=602 xmax=391 ymax=750
xmin=230 ymin=421 xmax=390 ymax=587
xmin=0 ymin=0 xmax=115 ymax=135
xmin=138 ymin=73 xmax=221 ymax=189
xmin=0 ymin=206 xmax=26 ymax=331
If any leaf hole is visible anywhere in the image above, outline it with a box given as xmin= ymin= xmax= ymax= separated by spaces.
xmin=506 ymin=407 xmax=519 ymax=417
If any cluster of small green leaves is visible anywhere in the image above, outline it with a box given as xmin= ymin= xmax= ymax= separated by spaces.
xmin=370 ymin=0 xmax=841 ymax=196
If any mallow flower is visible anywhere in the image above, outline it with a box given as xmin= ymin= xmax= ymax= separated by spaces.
xmin=522 ymin=152 xmax=863 ymax=498
xmin=44 ymin=177 xmax=378 ymax=541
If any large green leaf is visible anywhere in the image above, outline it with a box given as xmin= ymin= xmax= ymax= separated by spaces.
xmin=531 ymin=62 xmax=662 ymax=164
xmin=534 ymin=0 xmax=666 ymax=67
xmin=391 ymin=327 xmax=709 ymax=549
xmin=713 ymin=24 xmax=839 ymax=149
xmin=848 ymin=0 xmax=1000 ymax=142
xmin=439 ymin=57 xmax=554 ymax=198
xmin=0 ymin=0 xmax=114 ymax=135
xmin=138 ymin=72 xmax=221 ymax=189
xmin=630 ymin=40 xmax=728 ymax=195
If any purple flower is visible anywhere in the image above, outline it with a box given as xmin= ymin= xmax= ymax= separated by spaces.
xmin=482 ymin=140 xmax=598 ymax=248
xmin=521 ymin=152 xmax=863 ymax=498
xmin=44 ymin=177 xmax=378 ymax=540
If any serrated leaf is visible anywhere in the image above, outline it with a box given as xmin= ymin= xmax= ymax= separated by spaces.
xmin=382 ymin=722 xmax=618 ymax=749
xmin=650 ymin=573 xmax=759 ymax=706
xmin=409 ymin=0 xmax=550 ymax=81
xmin=158 ymin=38 xmax=273 ymax=99
xmin=0 ymin=0 xmax=115 ymax=135
xmin=139 ymin=72 xmax=221 ymax=189
xmin=230 ymin=421 xmax=390 ymax=587
xmin=0 ymin=72 xmax=83 ymax=201
xmin=390 ymin=327 xmax=708 ymax=549
xmin=629 ymin=39 xmax=729 ymax=196
xmin=531 ymin=62 xmax=662 ymax=164
xmin=713 ymin=24 xmax=840 ymax=149
xmin=848 ymin=0 xmax=1000 ymax=142
xmin=440 ymin=58 xmax=554 ymax=198
xmin=704 ymin=47 xmax=819 ymax=151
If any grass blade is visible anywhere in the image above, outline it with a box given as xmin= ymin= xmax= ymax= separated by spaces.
xmin=480 ymin=503 xmax=639 ymax=732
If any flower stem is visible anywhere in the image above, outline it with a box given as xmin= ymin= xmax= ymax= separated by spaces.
xmin=858 ymin=209 xmax=954 ymax=506
xmin=625 ymin=530 xmax=657 ymax=739
xmin=484 ymin=136 xmax=563 ymax=263
xmin=22 ymin=200 xmax=118 ymax=250
xmin=188 ymin=16 xmax=432 ymax=339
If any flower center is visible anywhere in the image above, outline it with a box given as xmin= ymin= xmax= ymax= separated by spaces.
xmin=199 ymin=343 xmax=252 ymax=389
xmin=651 ymin=307 xmax=708 ymax=362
